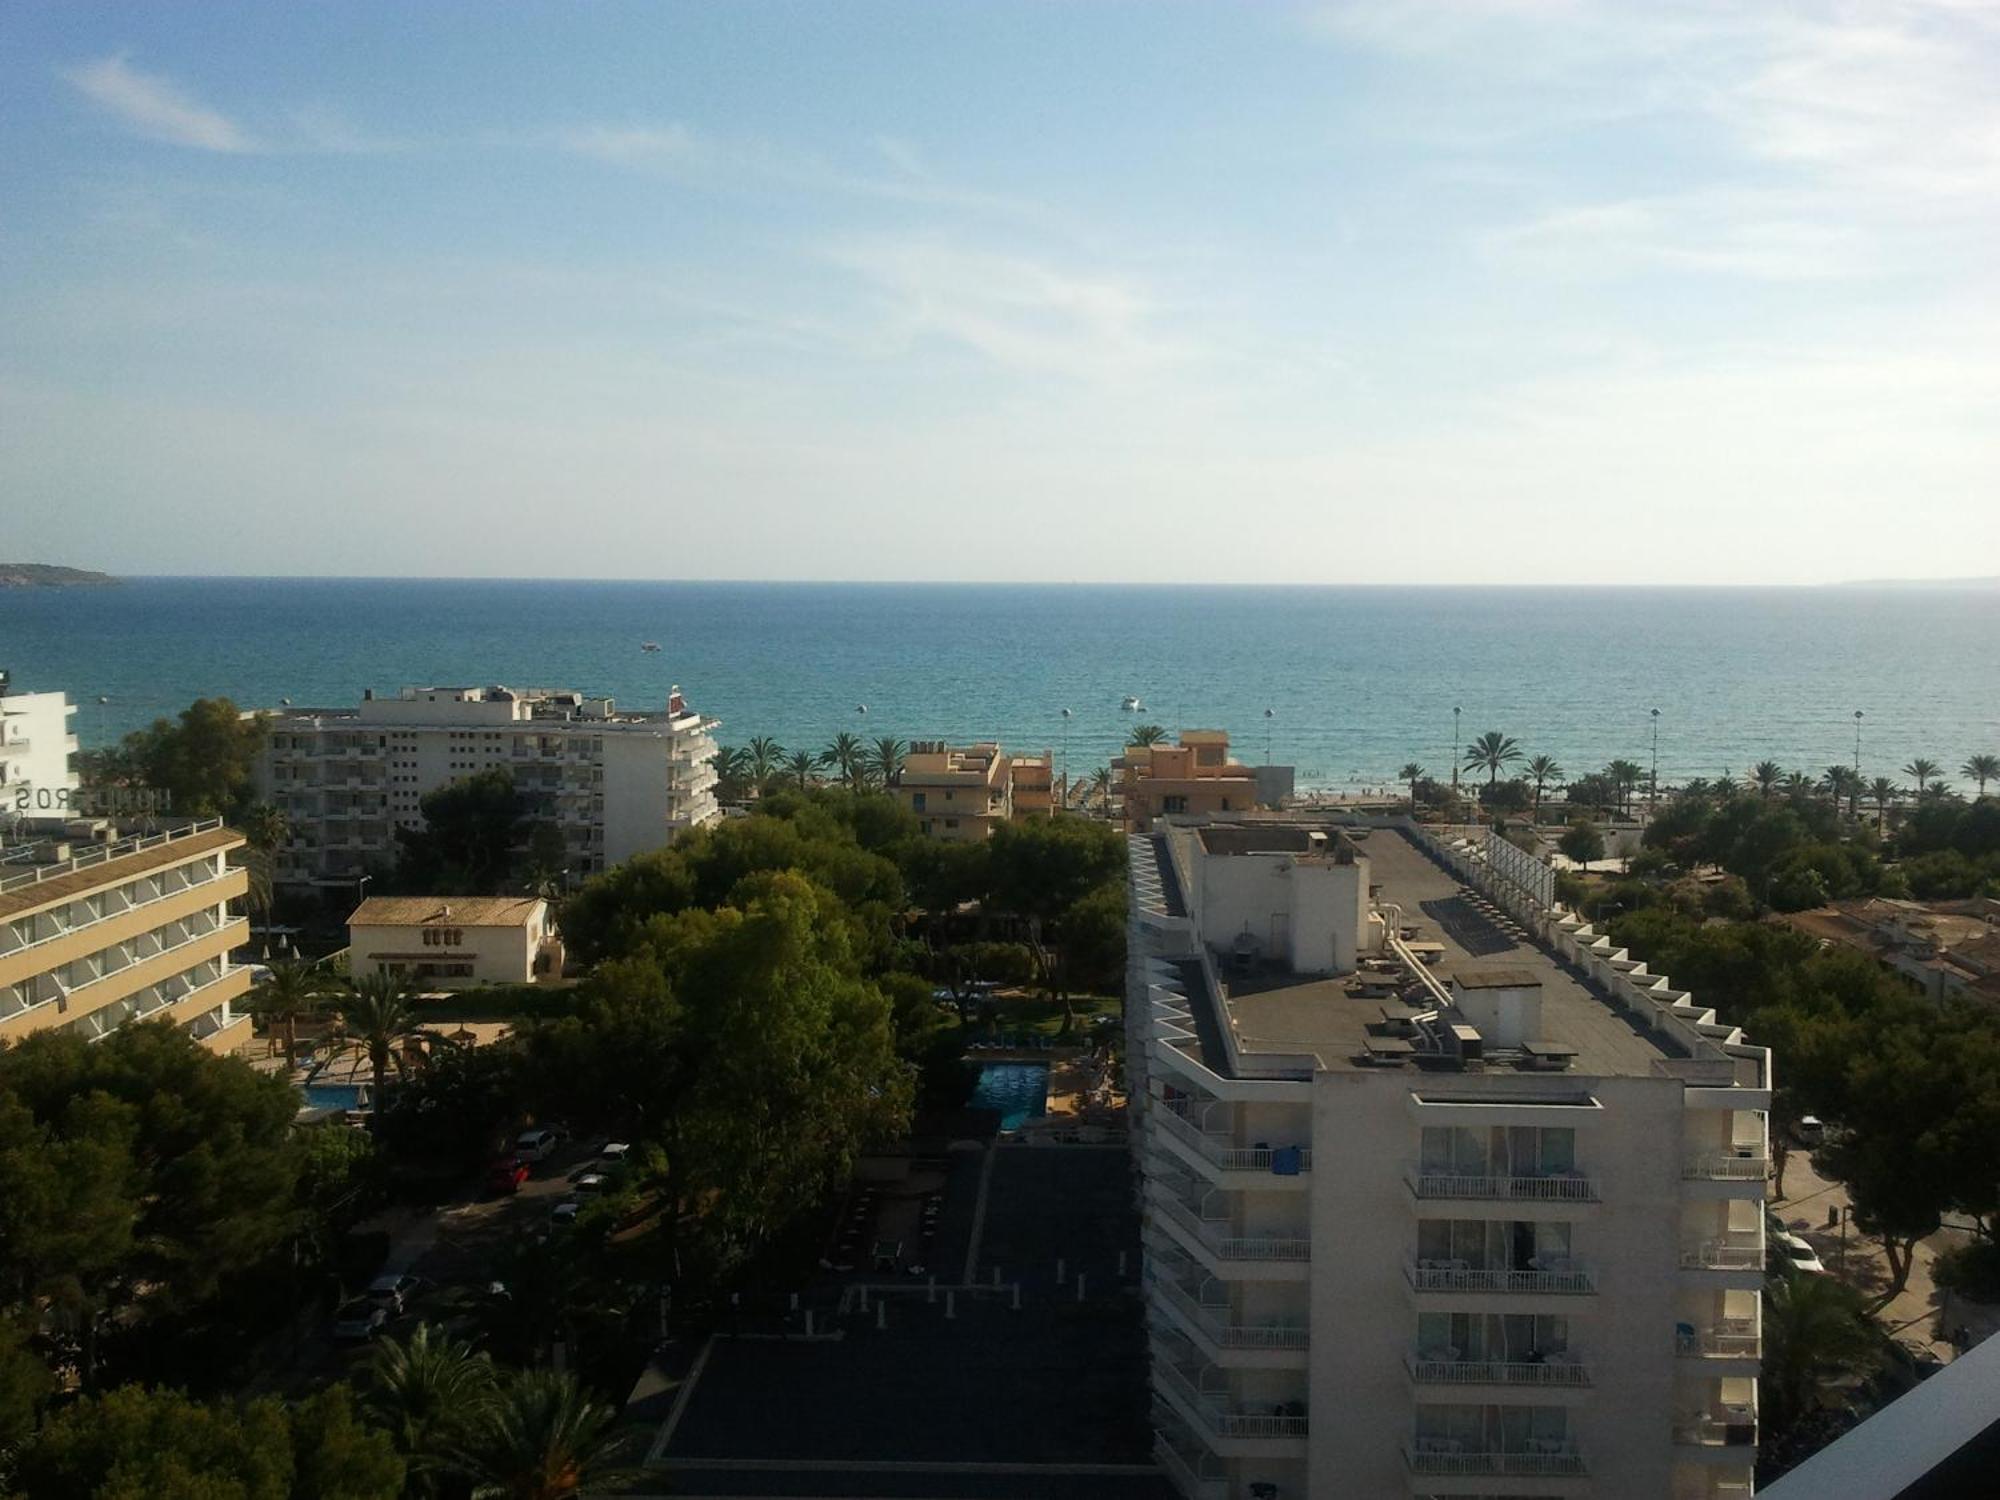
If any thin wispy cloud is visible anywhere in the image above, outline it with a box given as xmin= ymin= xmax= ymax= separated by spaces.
xmin=828 ymin=237 xmax=1190 ymax=384
xmin=59 ymin=54 xmax=258 ymax=153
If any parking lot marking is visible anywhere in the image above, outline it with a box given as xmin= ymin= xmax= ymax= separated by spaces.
xmin=960 ymin=1144 xmax=997 ymax=1285
xmin=646 ymin=1333 xmax=715 ymax=1466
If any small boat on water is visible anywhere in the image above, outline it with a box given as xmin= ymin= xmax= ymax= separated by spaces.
xmin=640 ymin=641 xmax=662 ymax=653
xmin=1121 ymin=695 xmax=1143 ymax=711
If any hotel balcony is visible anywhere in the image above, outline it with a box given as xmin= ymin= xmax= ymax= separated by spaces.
xmin=1147 ymin=1183 xmax=1310 ymax=1273
xmin=1405 ymin=1259 xmax=1597 ymax=1297
xmin=1151 ymin=1340 xmax=1308 ymax=1455
xmin=1406 ymin=1354 xmax=1591 ymax=1390
xmin=1678 ymin=1236 xmax=1765 ymax=1285
xmin=1673 ymin=1412 xmax=1758 ymax=1457
xmin=1682 ymin=1152 xmax=1770 ymax=1199
xmin=1406 ymin=1168 xmax=1599 ymax=1205
xmin=1676 ymin=1321 xmax=1760 ymax=1366
xmin=1143 ymin=1266 xmax=1309 ymax=1365
xmin=1404 ymin=1444 xmax=1587 ymax=1479
xmin=1152 ymin=1101 xmax=1311 ymax=1184
xmin=1153 ymin=1428 xmax=1226 ymax=1500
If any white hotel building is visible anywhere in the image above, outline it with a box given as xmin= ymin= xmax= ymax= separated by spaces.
xmin=253 ymin=685 xmax=721 ymax=889
xmin=1130 ymin=817 xmax=1768 ymax=1500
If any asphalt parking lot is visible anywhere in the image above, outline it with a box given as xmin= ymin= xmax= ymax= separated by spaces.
xmin=649 ymin=1145 xmax=1165 ymax=1500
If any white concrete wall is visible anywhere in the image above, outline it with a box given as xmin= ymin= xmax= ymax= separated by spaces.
xmin=1309 ymin=1068 xmax=1694 ymax=1496
xmin=1194 ymin=853 xmax=1365 ymax=975
xmin=2 ymin=691 xmax=79 ymax=816
xmin=349 ymin=920 xmax=536 ymax=986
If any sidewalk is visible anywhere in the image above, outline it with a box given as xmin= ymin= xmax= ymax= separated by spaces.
xmin=1772 ymin=1151 xmax=1998 ymax=1359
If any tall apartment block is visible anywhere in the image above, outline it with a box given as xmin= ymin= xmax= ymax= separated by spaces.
xmin=253 ymin=685 xmax=721 ymax=889
xmin=1129 ymin=816 xmax=1768 ymax=1500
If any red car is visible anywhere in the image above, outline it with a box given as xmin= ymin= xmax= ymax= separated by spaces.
xmin=487 ymin=1158 xmax=531 ymax=1195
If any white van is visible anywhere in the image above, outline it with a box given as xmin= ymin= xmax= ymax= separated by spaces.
xmin=515 ymin=1127 xmax=560 ymax=1162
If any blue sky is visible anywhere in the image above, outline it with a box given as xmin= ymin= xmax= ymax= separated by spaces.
xmin=2 ymin=1 xmax=1995 ymax=583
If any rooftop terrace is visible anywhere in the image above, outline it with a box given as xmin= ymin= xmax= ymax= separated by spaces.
xmin=1156 ymin=822 xmax=1683 ymax=1080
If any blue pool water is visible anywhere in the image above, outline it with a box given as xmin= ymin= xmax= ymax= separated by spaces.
xmin=302 ymin=1082 xmax=366 ymax=1112
xmin=969 ymin=1063 xmax=1050 ymax=1132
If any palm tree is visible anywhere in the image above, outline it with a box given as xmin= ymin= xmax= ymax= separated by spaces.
xmin=1400 ymin=763 xmax=1426 ymax=811
xmin=448 ymin=1368 xmax=623 ymax=1500
xmin=1750 ymin=760 xmax=1784 ymax=799
xmin=364 ymin=1324 xmax=497 ymax=1497
xmin=784 ymin=750 xmax=816 ymax=790
xmin=745 ymin=736 xmax=785 ymax=784
xmin=1463 ymin=732 xmax=1523 ymax=786
xmin=329 ymin=970 xmax=444 ymax=1132
xmin=1903 ymin=758 xmax=1940 ymax=797
xmin=1868 ymin=776 xmax=1899 ymax=834
xmin=1962 ymin=753 xmax=1999 ymax=798
xmin=1605 ymin=759 xmax=1646 ymax=815
xmin=867 ymin=736 xmax=907 ymax=789
xmin=820 ymin=732 xmax=866 ymax=792
xmin=247 ymin=958 xmax=333 ymax=1072
xmin=1759 ymin=1271 xmax=1881 ymax=1452
xmin=1128 ymin=724 xmax=1169 ymax=747
xmin=1782 ymin=770 xmax=1814 ymax=801
xmin=1525 ymin=755 xmax=1563 ymax=821
xmin=236 ymin=801 xmax=289 ymax=932
xmin=712 ymin=745 xmax=748 ymax=783
xmin=1087 ymin=765 xmax=1113 ymax=813
xmin=1820 ymin=765 xmax=1861 ymax=818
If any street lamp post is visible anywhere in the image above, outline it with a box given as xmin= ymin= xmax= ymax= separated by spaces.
xmin=1264 ymin=707 xmax=1274 ymax=767
xmin=1854 ymin=710 xmax=1864 ymax=775
xmin=1650 ymin=708 xmax=1661 ymax=811
xmin=1451 ymin=707 xmax=1461 ymax=791
xmin=1059 ymin=707 xmax=1072 ymax=809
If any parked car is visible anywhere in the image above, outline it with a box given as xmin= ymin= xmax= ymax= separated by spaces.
xmin=573 ymin=1172 xmax=608 ymax=1196
xmin=366 ymin=1272 xmax=428 ymax=1313
xmin=598 ymin=1141 xmax=632 ymax=1164
xmin=487 ymin=1158 xmax=531 ymax=1195
xmin=515 ymin=1127 xmax=561 ymax=1162
xmin=1796 ymin=1116 xmax=1828 ymax=1146
xmin=332 ymin=1301 xmax=388 ymax=1342
xmin=551 ymin=1199 xmax=581 ymax=1226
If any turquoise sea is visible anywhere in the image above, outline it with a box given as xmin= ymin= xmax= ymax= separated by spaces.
xmin=1 ymin=579 xmax=1995 ymax=793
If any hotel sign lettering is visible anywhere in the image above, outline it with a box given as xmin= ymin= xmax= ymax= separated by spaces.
xmin=11 ymin=785 xmax=174 ymax=815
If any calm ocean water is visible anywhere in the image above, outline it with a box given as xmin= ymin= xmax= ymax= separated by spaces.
xmin=1 ymin=579 xmax=1995 ymax=793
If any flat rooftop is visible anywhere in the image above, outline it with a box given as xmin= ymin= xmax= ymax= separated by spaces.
xmin=1169 ymin=824 xmax=1677 ymax=1078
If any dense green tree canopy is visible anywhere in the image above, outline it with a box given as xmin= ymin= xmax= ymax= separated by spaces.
xmin=80 ymin=698 xmax=267 ymax=820
xmin=12 ymin=1383 xmax=403 ymax=1500
xmin=392 ymin=768 xmax=531 ymax=894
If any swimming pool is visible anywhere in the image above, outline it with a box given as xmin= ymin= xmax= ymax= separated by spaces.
xmin=301 ymin=1082 xmax=368 ymax=1112
xmin=969 ymin=1062 xmax=1049 ymax=1131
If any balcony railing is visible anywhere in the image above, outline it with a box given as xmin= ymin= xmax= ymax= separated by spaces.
xmin=1146 ymin=1270 xmax=1310 ymax=1349
xmin=2 ymin=858 xmax=232 ymax=959
xmin=1155 ymin=1103 xmax=1313 ymax=1174
xmin=1683 ymin=1154 xmax=1769 ymax=1182
xmin=1676 ymin=1325 xmax=1760 ymax=1359
xmin=1150 ymin=1189 xmax=1311 ymax=1262
xmin=1154 ymin=1359 xmax=1309 ymax=1440
xmin=1407 ymin=1260 xmax=1596 ymax=1295
xmin=1673 ymin=1416 xmax=1758 ymax=1449
xmin=1679 ymin=1240 xmax=1763 ymax=1271
xmin=1405 ymin=1445 xmax=1586 ymax=1477
xmin=1408 ymin=1169 xmax=1599 ymax=1202
xmin=1407 ymin=1356 xmax=1591 ymax=1387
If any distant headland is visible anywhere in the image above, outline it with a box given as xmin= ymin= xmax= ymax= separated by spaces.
xmin=0 ymin=563 xmax=117 ymax=588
